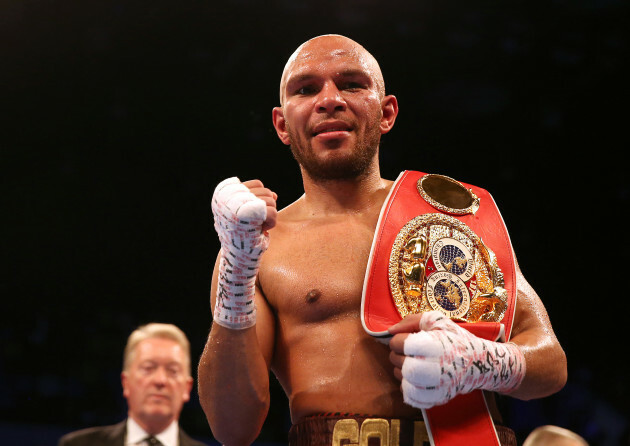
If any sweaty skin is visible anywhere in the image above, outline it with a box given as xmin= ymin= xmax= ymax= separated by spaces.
xmin=198 ymin=35 xmax=566 ymax=446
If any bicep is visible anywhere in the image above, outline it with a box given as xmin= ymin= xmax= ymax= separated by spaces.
xmin=506 ymin=260 xmax=567 ymax=398
xmin=254 ymin=281 xmax=276 ymax=369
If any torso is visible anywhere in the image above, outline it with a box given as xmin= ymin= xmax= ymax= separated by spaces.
xmin=257 ymin=186 xmax=422 ymax=423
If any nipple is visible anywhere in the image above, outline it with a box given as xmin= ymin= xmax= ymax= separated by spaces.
xmin=305 ymin=289 xmax=321 ymax=304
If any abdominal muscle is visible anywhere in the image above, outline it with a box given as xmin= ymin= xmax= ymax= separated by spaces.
xmin=271 ymin=313 xmax=422 ymax=423
xmin=272 ymin=314 xmax=502 ymax=424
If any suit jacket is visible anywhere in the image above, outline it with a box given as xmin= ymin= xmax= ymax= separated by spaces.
xmin=58 ymin=420 xmax=207 ymax=446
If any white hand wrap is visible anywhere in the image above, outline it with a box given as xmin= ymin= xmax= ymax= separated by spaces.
xmin=211 ymin=177 xmax=269 ymax=329
xmin=401 ymin=311 xmax=525 ymax=409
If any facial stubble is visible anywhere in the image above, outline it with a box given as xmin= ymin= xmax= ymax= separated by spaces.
xmin=286 ymin=119 xmax=382 ymax=181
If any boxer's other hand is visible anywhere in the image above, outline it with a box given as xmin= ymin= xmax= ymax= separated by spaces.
xmin=388 ymin=313 xmax=423 ymax=383
xmin=388 ymin=311 xmax=525 ymax=409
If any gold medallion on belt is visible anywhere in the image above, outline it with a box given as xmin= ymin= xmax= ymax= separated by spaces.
xmin=387 ymin=175 xmax=507 ymax=322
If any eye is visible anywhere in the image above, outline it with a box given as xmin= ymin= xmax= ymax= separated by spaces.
xmin=139 ymin=363 xmax=157 ymax=374
xmin=341 ymin=81 xmax=366 ymax=91
xmin=295 ymin=85 xmax=317 ymax=95
xmin=343 ymin=82 xmax=363 ymax=90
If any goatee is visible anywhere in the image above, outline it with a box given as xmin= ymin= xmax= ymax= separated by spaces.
xmin=287 ymin=125 xmax=381 ymax=181
xmin=290 ymin=143 xmax=378 ymax=181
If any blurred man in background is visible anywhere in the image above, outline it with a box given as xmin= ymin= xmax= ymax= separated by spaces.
xmin=59 ymin=323 xmax=206 ymax=446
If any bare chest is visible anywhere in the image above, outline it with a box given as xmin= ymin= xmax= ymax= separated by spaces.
xmin=259 ymin=218 xmax=376 ymax=323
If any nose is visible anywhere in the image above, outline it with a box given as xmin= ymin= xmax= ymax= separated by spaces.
xmin=151 ymin=367 xmax=168 ymax=387
xmin=316 ymin=82 xmax=346 ymax=114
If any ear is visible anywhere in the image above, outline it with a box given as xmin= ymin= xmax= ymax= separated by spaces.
xmin=380 ymin=95 xmax=399 ymax=135
xmin=121 ymin=371 xmax=130 ymax=398
xmin=182 ymin=376 xmax=193 ymax=403
xmin=272 ymin=106 xmax=291 ymax=145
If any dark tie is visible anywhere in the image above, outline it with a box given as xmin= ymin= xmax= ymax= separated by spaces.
xmin=145 ymin=436 xmax=164 ymax=446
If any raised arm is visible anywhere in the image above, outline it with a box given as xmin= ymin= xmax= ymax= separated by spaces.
xmin=198 ymin=178 xmax=278 ymax=446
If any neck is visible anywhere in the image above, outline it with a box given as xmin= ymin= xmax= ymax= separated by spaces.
xmin=299 ymin=162 xmax=389 ymax=215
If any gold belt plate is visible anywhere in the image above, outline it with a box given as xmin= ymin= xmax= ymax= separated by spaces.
xmin=388 ymin=213 xmax=507 ymax=322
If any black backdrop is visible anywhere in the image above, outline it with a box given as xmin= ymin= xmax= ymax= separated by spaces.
xmin=3 ymin=1 xmax=628 ymax=445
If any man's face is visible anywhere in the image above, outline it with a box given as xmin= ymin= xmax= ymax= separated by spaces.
xmin=274 ymin=36 xmax=392 ymax=180
xmin=121 ymin=338 xmax=192 ymax=429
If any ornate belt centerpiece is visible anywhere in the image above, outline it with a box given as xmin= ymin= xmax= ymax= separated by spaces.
xmin=389 ymin=213 xmax=507 ymax=323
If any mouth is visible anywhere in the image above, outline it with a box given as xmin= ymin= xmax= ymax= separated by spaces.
xmin=312 ymin=121 xmax=353 ymax=137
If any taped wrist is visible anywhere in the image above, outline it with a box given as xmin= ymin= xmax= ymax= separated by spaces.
xmin=401 ymin=311 xmax=526 ymax=409
xmin=211 ymin=177 xmax=269 ymax=329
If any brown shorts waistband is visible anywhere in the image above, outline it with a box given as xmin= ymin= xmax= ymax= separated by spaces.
xmin=288 ymin=414 xmax=517 ymax=446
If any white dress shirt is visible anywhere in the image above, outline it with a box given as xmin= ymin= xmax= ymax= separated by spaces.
xmin=125 ymin=417 xmax=179 ymax=446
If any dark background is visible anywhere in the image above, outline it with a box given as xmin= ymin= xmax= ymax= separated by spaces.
xmin=3 ymin=0 xmax=628 ymax=445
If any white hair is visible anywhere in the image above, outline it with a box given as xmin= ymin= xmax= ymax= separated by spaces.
xmin=122 ymin=323 xmax=191 ymax=376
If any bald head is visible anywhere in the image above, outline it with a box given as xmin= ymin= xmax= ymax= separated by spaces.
xmin=279 ymin=34 xmax=385 ymax=105
xmin=523 ymin=426 xmax=588 ymax=446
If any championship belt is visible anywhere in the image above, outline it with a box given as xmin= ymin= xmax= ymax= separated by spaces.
xmin=361 ymin=171 xmax=517 ymax=446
